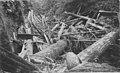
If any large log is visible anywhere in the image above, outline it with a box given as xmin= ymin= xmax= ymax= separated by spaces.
xmin=77 ymin=30 xmax=119 ymax=62
xmin=30 ymin=40 xmax=68 ymax=61
xmin=65 ymin=30 xmax=119 ymax=70
xmin=70 ymin=62 xmax=118 ymax=72
xmin=119 ymin=0 xmax=120 ymax=35
xmin=0 ymin=47 xmax=38 ymax=72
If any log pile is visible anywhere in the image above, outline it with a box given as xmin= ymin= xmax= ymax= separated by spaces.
xmin=0 ymin=0 xmax=119 ymax=73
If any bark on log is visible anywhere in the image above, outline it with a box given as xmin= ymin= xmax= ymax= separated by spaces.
xmin=77 ymin=30 xmax=119 ymax=62
xmin=30 ymin=40 xmax=68 ymax=60
xmin=70 ymin=62 xmax=118 ymax=72
xmin=0 ymin=47 xmax=38 ymax=72
xmin=65 ymin=30 xmax=119 ymax=70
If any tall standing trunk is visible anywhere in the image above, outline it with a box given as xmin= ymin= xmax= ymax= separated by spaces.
xmin=118 ymin=0 xmax=120 ymax=36
xmin=0 ymin=2 xmax=15 ymax=52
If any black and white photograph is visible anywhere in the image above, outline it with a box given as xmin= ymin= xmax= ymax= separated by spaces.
xmin=0 ymin=0 xmax=119 ymax=73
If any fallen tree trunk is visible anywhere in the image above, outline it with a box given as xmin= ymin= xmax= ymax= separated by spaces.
xmin=65 ymin=30 xmax=119 ymax=70
xmin=30 ymin=40 xmax=68 ymax=60
xmin=77 ymin=30 xmax=119 ymax=62
xmin=70 ymin=62 xmax=118 ymax=72
xmin=0 ymin=47 xmax=38 ymax=73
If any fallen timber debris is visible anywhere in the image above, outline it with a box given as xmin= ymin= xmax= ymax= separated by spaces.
xmin=0 ymin=0 xmax=119 ymax=72
xmin=77 ymin=30 xmax=119 ymax=62
xmin=96 ymin=10 xmax=118 ymax=19
xmin=66 ymin=30 xmax=119 ymax=70
xmin=28 ymin=10 xmax=51 ymax=44
xmin=62 ymin=30 xmax=105 ymax=36
xmin=64 ymin=12 xmax=96 ymax=21
xmin=65 ymin=12 xmax=106 ymax=30
xmin=70 ymin=62 xmax=118 ymax=72
xmin=30 ymin=40 xmax=68 ymax=61
xmin=0 ymin=47 xmax=39 ymax=73
xmin=17 ymin=34 xmax=40 ymax=40
xmin=58 ymin=22 xmax=66 ymax=39
xmin=19 ymin=39 xmax=33 ymax=61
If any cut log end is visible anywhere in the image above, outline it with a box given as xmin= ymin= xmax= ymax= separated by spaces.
xmin=66 ymin=52 xmax=81 ymax=70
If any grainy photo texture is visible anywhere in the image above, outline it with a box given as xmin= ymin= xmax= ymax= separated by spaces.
xmin=0 ymin=0 xmax=119 ymax=73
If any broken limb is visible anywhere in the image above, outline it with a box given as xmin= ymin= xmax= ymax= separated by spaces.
xmin=87 ymin=22 xmax=106 ymax=30
xmin=64 ymin=12 xmax=96 ymax=22
xmin=58 ymin=22 xmax=66 ymax=39
xmin=19 ymin=40 xmax=33 ymax=60
xmin=51 ymin=23 xmax=60 ymax=31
